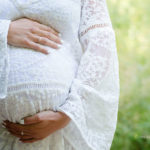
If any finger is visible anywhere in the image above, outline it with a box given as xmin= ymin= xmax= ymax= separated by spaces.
xmin=3 ymin=120 xmax=43 ymax=137
xmin=32 ymin=36 xmax=60 ymax=49
xmin=33 ymin=22 xmax=59 ymax=36
xmin=3 ymin=120 xmax=32 ymax=134
xmin=6 ymin=126 xmax=31 ymax=136
xmin=20 ymin=137 xmax=43 ymax=143
xmin=24 ymin=114 xmax=42 ymax=125
xmin=24 ymin=40 xmax=50 ymax=54
xmin=7 ymin=128 xmax=32 ymax=138
xmin=7 ymin=128 xmax=32 ymax=139
xmin=7 ymin=128 xmax=22 ymax=138
xmin=20 ymin=135 xmax=34 ymax=140
xmin=31 ymin=28 xmax=62 ymax=44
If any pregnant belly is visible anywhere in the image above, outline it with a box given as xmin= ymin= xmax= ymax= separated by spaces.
xmin=8 ymin=40 xmax=77 ymax=87
xmin=0 ymin=41 xmax=78 ymax=124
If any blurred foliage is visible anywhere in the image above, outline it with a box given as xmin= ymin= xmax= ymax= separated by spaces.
xmin=106 ymin=0 xmax=150 ymax=149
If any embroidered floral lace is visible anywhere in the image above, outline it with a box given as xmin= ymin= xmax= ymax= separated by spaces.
xmin=0 ymin=0 xmax=120 ymax=150
xmin=56 ymin=0 xmax=120 ymax=149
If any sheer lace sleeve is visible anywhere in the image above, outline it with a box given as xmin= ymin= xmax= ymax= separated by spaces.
xmin=0 ymin=19 xmax=11 ymax=99
xmin=56 ymin=0 xmax=120 ymax=149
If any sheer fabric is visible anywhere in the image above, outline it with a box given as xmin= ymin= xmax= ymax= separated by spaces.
xmin=56 ymin=0 xmax=120 ymax=149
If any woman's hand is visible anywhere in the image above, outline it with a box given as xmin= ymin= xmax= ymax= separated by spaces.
xmin=7 ymin=18 xmax=63 ymax=54
xmin=2 ymin=110 xmax=71 ymax=143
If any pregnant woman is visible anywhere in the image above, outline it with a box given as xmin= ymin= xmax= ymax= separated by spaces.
xmin=0 ymin=0 xmax=120 ymax=150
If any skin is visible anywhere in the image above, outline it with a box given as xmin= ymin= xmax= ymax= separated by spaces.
xmin=2 ymin=111 xmax=71 ymax=143
xmin=7 ymin=17 xmax=63 ymax=54
xmin=2 ymin=17 xmax=71 ymax=143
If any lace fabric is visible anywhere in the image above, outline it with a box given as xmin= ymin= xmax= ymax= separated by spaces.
xmin=56 ymin=0 xmax=120 ymax=150
xmin=0 ymin=0 xmax=119 ymax=149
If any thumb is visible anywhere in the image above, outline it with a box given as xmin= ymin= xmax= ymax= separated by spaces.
xmin=23 ymin=114 xmax=41 ymax=125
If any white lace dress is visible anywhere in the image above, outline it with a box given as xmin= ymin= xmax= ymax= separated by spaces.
xmin=0 ymin=0 xmax=120 ymax=150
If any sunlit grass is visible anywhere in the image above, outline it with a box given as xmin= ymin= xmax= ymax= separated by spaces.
xmin=107 ymin=0 xmax=150 ymax=149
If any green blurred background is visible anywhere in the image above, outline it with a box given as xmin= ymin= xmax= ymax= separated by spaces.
xmin=107 ymin=0 xmax=150 ymax=149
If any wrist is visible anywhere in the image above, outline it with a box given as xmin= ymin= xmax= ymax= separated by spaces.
xmin=59 ymin=111 xmax=71 ymax=119
xmin=56 ymin=111 xmax=71 ymax=126
xmin=7 ymin=21 xmax=13 ymax=44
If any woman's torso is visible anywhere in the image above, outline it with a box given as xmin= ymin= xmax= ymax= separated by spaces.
xmin=0 ymin=0 xmax=83 ymax=123
xmin=5 ymin=0 xmax=82 ymax=89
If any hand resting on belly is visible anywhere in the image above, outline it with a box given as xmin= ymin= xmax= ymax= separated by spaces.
xmin=7 ymin=17 xmax=64 ymax=54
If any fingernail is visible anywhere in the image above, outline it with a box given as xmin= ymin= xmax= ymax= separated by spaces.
xmin=46 ymin=50 xmax=50 ymax=54
xmin=2 ymin=122 xmax=6 ymax=125
xmin=57 ymin=44 xmax=62 ymax=49
xmin=58 ymin=33 xmax=62 ymax=37
xmin=60 ymin=39 xmax=65 ymax=44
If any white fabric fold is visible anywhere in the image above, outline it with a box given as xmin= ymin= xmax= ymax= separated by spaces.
xmin=0 ymin=19 xmax=11 ymax=99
